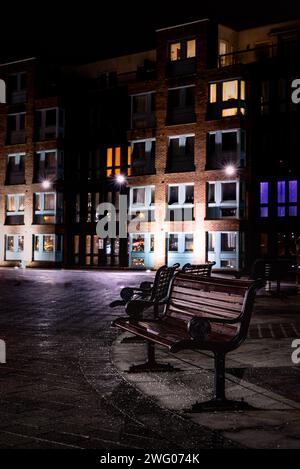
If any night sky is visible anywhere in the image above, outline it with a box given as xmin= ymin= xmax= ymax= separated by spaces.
xmin=1 ymin=1 xmax=300 ymax=64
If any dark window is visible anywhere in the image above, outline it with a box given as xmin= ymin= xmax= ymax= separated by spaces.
xmin=222 ymin=183 xmax=236 ymax=201
xmin=222 ymin=132 xmax=237 ymax=152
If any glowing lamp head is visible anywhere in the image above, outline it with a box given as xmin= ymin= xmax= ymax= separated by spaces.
xmin=42 ymin=180 xmax=51 ymax=189
xmin=224 ymin=165 xmax=236 ymax=176
xmin=116 ymin=174 xmax=126 ymax=185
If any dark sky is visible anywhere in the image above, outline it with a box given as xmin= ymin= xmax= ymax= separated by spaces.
xmin=1 ymin=1 xmax=300 ymax=64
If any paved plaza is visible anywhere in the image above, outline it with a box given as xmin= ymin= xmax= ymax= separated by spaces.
xmin=0 ymin=268 xmax=299 ymax=449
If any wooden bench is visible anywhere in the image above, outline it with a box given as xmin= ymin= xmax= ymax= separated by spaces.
xmin=113 ymin=273 xmax=263 ymax=411
xmin=110 ymin=263 xmax=180 ymax=317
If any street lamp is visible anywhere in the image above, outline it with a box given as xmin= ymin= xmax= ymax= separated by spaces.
xmin=224 ymin=165 xmax=236 ymax=176
xmin=115 ymin=174 xmax=126 ymax=185
xmin=42 ymin=180 xmax=51 ymax=189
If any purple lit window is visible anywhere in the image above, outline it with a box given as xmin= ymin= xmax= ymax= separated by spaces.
xmin=289 ymin=180 xmax=297 ymax=203
xmin=277 ymin=206 xmax=285 ymax=217
xmin=289 ymin=206 xmax=297 ymax=216
xmin=260 ymin=207 xmax=268 ymax=217
xmin=260 ymin=182 xmax=268 ymax=204
xmin=277 ymin=181 xmax=286 ymax=203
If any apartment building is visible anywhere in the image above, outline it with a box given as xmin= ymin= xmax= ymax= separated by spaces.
xmin=0 ymin=18 xmax=299 ymax=271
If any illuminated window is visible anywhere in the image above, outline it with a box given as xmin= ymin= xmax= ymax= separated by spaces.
xmin=222 ymin=108 xmax=238 ymax=117
xmin=240 ymin=80 xmax=246 ymax=100
xmin=277 ymin=180 xmax=298 ymax=217
xmin=170 ymin=43 xmax=181 ymax=61
xmin=210 ymin=84 xmax=217 ymax=103
xmin=219 ymin=40 xmax=233 ymax=66
xmin=208 ymin=80 xmax=246 ymax=119
xmin=169 ymin=39 xmax=196 ymax=61
xmin=187 ymin=39 xmax=196 ymax=58
xmin=207 ymin=231 xmax=241 ymax=269
xmin=132 ymin=235 xmax=145 ymax=252
xmin=5 ymin=194 xmax=25 ymax=225
xmin=222 ymin=80 xmax=238 ymax=101
xmin=167 ymin=184 xmax=194 ymax=221
xmin=127 ymin=146 xmax=131 ymax=176
xmin=43 ymin=235 xmax=54 ymax=252
xmin=106 ymin=147 xmax=121 ymax=177
xmin=34 ymin=192 xmax=63 ymax=224
xmin=150 ymin=235 xmax=155 ymax=252
xmin=130 ymin=186 xmax=155 ymax=222
xmin=260 ymin=182 xmax=269 ymax=217
xmin=184 ymin=234 xmax=194 ymax=252
xmin=5 ymin=235 xmax=24 ymax=260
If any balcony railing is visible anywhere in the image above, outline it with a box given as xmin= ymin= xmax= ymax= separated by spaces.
xmin=218 ymin=42 xmax=300 ymax=68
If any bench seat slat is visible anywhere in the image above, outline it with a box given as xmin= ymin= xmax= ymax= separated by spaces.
xmin=173 ymin=285 xmax=244 ymax=305
xmin=175 ymin=278 xmax=248 ymax=296
xmin=168 ymin=302 xmax=239 ymax=320
xmin=171 ymin=291 xmax=242 ymax=313
xmin=114 ymin=317 xmax=236 ymax=349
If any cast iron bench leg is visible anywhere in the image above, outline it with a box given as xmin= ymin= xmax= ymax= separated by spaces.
xmin=189 ymin=352 xmax=255 ymax=412
xmin=128 ymin=341 xmax=179 ymax=373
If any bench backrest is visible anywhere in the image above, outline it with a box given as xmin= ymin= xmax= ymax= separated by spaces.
xmin=165 ymin=273 xmax=262 ymax=348
xmin=182 ymin=262 xmax=215 ymax=277
xmin=150 ymin=264 xmax=179 ymax=302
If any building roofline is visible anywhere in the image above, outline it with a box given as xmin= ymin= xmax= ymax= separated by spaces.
xmin=156 ymin=18 xmax=209 ymax=32
xmin=0 ymin=57 xmax=36 ymax=68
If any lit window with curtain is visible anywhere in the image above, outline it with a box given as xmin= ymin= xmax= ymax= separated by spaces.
xmin=260 ymin=182 xmax=269 ymax=217
xmin=277 ymin=180 xmax=298 ymax=217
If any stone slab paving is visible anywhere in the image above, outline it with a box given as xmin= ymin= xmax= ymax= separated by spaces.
xmin=0 ymin=268 xmax=241 ymax=449
xmin=111 ymin=293 xmax=300 ymax=449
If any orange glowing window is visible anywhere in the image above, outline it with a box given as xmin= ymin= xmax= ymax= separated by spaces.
xmin=210 ymin=83 xmax=217 ymax=103
xmin=222 ymin=108 xmax=238 ymax=117
xmin=106 ymin=148 xmax=113 ymax=168
xmin=187 ymin=39 xmax=196 ymax=58
xmin=222 ymin=80 xmax=238 ymax=101
xmin=115 ymin=147 xmax=121 ymax=167
xmin=127 ymin=146 xmax=132 ymax=176
xmin=240 ymin=80 xmax=246 ymax=100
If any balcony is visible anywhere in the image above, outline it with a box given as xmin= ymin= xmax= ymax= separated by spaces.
xmin=218 ymin=41 xmax=300 ymax=68
xmin=167 ymin=58 xmax=196 ymax=77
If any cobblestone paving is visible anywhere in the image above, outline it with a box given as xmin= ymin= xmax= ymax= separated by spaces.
xmin=0 ymin=268 xmax=240 ymax=449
